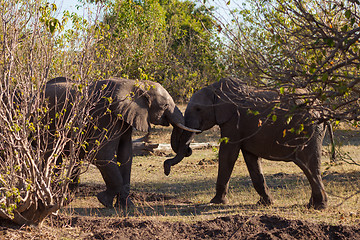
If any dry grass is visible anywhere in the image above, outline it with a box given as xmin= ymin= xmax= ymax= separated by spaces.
xmin=64 ymin=123 xmax=360 ymax=227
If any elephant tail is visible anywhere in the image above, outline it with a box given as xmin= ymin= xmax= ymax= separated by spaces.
xmin=326 ymin=121 xmax=336 ymax=162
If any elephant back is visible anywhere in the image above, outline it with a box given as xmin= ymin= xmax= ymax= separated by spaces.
xmin=47 ymin=77 xmax=70 ymax=85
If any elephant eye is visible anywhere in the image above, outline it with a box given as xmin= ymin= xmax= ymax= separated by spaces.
xmin=159 ymin=103 xmax=169 ymax=110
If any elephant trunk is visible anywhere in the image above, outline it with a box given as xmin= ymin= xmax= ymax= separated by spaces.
xmin=164 ymin=105 xmax=200 ymax=176
xmin=167 ymin=106 xmax=200 ymax=153
xmin=171 ymin=126 xmax=182 ymax=153
xmin=164 ymin=131 xmax=196 ymax=176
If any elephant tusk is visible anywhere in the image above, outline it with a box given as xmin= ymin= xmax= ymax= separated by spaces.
xmin=175 ymin=122 xmax=201 ymax=133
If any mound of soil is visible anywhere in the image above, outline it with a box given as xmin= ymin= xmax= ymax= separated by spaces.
xmin=2 ymin=214 xmax=360 ymax=239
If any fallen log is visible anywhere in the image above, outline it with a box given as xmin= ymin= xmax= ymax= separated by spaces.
xmin=132 ymin=134 xmax=218 ymax=155
xmin=132 ymin=141 xmax=160 ymax=155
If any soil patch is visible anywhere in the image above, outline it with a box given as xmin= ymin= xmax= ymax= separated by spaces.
xmin=1 ymin=214 xmax=360 ymax=239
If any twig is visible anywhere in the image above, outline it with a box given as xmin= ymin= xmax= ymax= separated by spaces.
xmin=228 ymin=214 xmax=258 ymax=240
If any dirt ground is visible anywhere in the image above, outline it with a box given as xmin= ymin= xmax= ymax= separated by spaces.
xmin=1 ymin=128 xmax=360 ymax=239
xmin=1 ymin=211 xmax=360 ymax=239
xmin=1 ymin=187 xmax=360 ymax=240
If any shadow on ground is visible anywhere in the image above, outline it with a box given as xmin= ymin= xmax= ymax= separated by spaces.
xmin=67 ymin=170 xmax=360 ymax=218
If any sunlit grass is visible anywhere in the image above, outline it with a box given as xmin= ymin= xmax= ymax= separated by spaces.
xmin=65 ymin=125 xmax=360 ymax=226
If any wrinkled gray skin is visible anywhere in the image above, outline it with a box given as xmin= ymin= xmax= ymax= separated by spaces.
xmin=165 ymin=77 xmax=329 ymax=210
xmin=46 ymin=77 xmax=190 ymax=208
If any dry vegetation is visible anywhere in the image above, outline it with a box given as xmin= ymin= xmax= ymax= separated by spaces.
xmin=1 ymin=0 xmax=360 ymax=238
xmin=1 ymin=120 xmax=359 ymax=239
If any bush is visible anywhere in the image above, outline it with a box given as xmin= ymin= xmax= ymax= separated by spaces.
xmin=95 ymin=0 xmax=226 ymax=101
xmin=0 ymin=0 xmax=106 ymax=225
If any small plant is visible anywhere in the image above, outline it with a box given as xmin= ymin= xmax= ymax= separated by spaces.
xmin=0 ymin=0 xmax=106 ymax=225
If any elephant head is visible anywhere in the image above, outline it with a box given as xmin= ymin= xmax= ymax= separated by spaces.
xmin=95 ymin=78 xmax=200 ymax=133
xmin=165 ymin=80 xmax=239 ymax=175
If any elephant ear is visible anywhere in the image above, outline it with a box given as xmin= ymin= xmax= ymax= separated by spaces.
xmin=113 ymin=87 xmax=151 ymax=132
xmin=214 ymin=89 xmax=237 ymax=126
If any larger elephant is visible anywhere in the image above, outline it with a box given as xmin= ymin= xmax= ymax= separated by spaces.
xmin=45 ymin=77 xmax=197 ymax=208
xmin=165 ymin=77 xmax=332 ymax=210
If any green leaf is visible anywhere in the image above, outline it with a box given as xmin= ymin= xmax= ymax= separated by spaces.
xmin=296 ymin=124 xmax=304 ymax=135
xmin=341 ymin=25 xmax=348 ymax=32
xmin=324 ymin=38 xmax=335 ymax=47
xmin=48 ymin=18 xmax=60 ymax=34
xmin=219 ymin=137 xmax=229 ymax=144
xmin=279 ymin=87 xmax=285 ymax=95
xmin=345 ymin=10 xmax=351 ymax=19
xmin=247 ymin=109 xmax=259 ymax=115
xmin=272 ymin=115 xmax=277 ymax=122
xmin=286 ymin=116 xmax=292 ymax=125
xmin=351 ymin=17 xmax=356 ymax=26
xmin=309 ymin=63 xmax=317 ymax=74
xmin=322 ymin=72 xmax=329 ymax=82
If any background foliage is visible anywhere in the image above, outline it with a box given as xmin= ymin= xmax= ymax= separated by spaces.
xmin=93 ymin=0 xmax=226 ymax=101
xmin=213 ymin=0 xmax=360 ymax=123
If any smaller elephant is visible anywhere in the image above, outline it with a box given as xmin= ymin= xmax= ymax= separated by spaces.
xmin=45 ymin=77 xmax=198 ymax=208
xmin=165 ymin=77 xmax=333 ymax=210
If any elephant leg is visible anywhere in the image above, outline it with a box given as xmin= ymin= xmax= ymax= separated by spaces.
xmin=68 ymin=162 xmax=81 ymax=191
xmin=293 ymin=156 xmax=327 ymax=210
xmin=211 ymin=142 xmax=241 ymax=204
xmin=114 ymin=128 xmax=134 ymax=208
xmin=95 ymin=138 xmax=123 ymax=208
xmin=242 ymin=150 xmax=273 ymax=206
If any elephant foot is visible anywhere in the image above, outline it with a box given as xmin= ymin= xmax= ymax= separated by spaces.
xmin=114 ymin=196 xmax=135 ymax=209
xmin=307 ymin=195 xmax=327 ymax=210
xmin=210 ymin=196 xmax=229 ymax=204
xmin=307 ymin=200 xmax=327 ymax=210
xmin=307 ymin=201 xmax=327 ymax=210
xmin=97 ymin=191 xmax=114 ymax=208
xmin=257 ymin=197 xmax=273 ymax=206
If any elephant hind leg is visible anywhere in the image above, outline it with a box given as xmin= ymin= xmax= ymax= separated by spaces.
xmin=293 ymin=157 xmax=327 ymax=210
xmin=242 ymin=150 xmax=273 ymax=206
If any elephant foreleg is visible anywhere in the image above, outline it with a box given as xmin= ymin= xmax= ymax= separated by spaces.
xmin=96 ymin=139 xmax=123 ymax=208
xmin=114 ymin=127 xmax=134 ymax=208
xmin=211 ymin=142 xmax=241 ymax=204
xmin=242 ymin=150 xmax=273 ymax=206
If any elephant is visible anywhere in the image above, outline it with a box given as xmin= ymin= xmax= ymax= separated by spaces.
xmin=45 ymin=77 xmax=198 ymax=208
xmin=164 ymin=77 xmax=333 ymax=210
